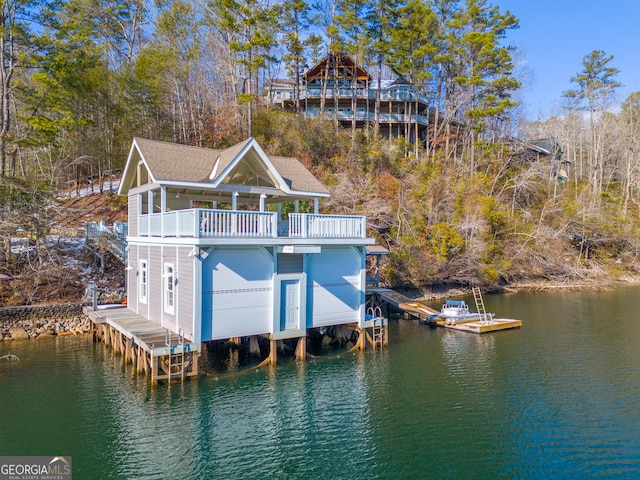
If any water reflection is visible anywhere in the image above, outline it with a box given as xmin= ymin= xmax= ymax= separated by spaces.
xmin=4 ymin=288 xmax=640 ymax=478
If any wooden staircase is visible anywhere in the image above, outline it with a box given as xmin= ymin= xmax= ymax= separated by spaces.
xmin=85 ymin=221 xmax=128 ymax=265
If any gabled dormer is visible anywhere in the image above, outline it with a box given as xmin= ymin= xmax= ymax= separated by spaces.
xmin=118 ymin=137 xmax=329 ymax=206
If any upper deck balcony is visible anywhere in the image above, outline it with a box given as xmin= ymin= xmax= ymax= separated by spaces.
xmin=137 ymin=209 xmax=367 ymax=240
xmin=119 ymin=137 xmax=373 ymax=246
xmin=298 ymin=86 xmax=430 ymax=106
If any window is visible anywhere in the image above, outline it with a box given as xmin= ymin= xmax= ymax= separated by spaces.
xmin=139 ymin=259 xmax=148 ymax=303
xmin=164 ymin=263 xmax=175 ymax=315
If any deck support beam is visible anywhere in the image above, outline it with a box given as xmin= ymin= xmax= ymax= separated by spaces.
xmin=85 ymin=307 xmax=201 ymax=385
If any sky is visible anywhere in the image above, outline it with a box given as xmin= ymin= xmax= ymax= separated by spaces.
xmin=496 ymin=0 xmax=640 ymax=120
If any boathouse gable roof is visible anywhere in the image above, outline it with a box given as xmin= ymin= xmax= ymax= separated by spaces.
xmin=118 ymin=137 xmax=329 ymax=199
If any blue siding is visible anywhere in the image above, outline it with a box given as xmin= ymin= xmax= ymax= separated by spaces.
xmin=202 ymin=248 xmax=274 ymax=341
xmin=307 ymin=247 xmax=362 ymax=327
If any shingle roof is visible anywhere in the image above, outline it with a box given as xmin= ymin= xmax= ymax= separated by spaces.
xmin=269 ymin=156 xmax=329 ymax=194
xmin=133 ymin=137 xmax=248 ymax=183
xmin=125 ymin=137 xmax=329 ymax=196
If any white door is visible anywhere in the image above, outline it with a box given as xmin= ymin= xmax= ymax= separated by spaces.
xmin=281 ymin=280 xmax=299 ymax=330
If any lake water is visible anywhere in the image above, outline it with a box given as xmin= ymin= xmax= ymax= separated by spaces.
xmin=2 ymin=287 xmax=640 ymax=479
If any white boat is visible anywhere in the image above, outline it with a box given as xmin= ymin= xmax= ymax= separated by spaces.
xmin=426 ymin=300 xmax=493 ymax=325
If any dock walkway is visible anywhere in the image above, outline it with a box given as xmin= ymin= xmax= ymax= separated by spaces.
xmin=84 ymin=306 xmax=200 ymax=384
xmin=370 ymin=288 xmax=522 ymax=334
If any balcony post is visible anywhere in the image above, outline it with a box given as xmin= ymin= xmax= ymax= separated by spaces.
xmin=232 ymin=192 xmax=239 ymax=235
xmin=149 ymin=190 xmax=156 ymax=236
xmin=272 ymin=213 xmax=278 ymax=238
xmin=160 ymin=186 xmax=167 ymax=238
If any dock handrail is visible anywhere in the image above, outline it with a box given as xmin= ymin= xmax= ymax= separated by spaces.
xmin=367 ymin=305 xmax=383 ymax=319
xmin=472 ymin=287 xmax=495 ymax=325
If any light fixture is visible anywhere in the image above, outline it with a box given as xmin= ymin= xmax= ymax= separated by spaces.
xmin=175 ymin=192 xmax=180 ymax=199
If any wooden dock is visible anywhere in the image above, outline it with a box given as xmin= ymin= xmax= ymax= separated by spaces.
xmin=370 ymin=288 xmax=522 ymax=334
xmin=84 ymin=306 xmax=200 ymax=384
xmin=419 ymin=315 xmax=523 ymax=333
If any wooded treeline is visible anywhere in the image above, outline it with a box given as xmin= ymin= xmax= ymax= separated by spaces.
xmin=2 ymin=0 xmax=640 ymax=300
xmin=1 ymin=0 xmax=522 ymax=182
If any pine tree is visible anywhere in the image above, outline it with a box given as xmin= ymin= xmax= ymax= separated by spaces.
xmin=366 ymin=0 xmax=402 ymax=139
xmin=386 ymin=0 xmax=436 ymax=155
xmin=279 ymin=0 xmax=312 ymax=114
xmin=564 ymin=50 xmax=621 ymax=196
xmin=450 ymin=0 xmax=520 ymax=171
xmin=209 ymin=0 xmax=278 ymax=136
xmin=0 ymin=0 xmax=52 ymax=177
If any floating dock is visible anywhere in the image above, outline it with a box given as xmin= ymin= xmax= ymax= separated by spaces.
xmin=84 ymin=306 xmax=200 ymax=384
xmin=419 ymin=315 xmax=523 ymax=333
xmin=370 ymin=288 xmax=522 ymax=334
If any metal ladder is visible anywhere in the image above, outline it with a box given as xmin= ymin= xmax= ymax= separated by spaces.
xmin=368 ymin=306 xmax=385 ymax=349
xmin=472 ymin=287 xmax=491 ymax=324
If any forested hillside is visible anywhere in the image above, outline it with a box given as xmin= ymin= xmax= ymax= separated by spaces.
xmin=2 ymin=0 xmax=640 ymax=305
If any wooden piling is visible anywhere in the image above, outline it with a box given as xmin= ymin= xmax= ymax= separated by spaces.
xmin=294 ymin=336 xmax=307 ymax=361
xmin=269 ymin=338 xmax=277 ymax=365
xmin=356 ymin=327 xmax=366 ymax=351
xmin=84 ymin=307 xmax=201 ymax=385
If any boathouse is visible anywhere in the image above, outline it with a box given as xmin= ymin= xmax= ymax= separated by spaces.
xmin=99 ymin=137 xmax=384 ymax=381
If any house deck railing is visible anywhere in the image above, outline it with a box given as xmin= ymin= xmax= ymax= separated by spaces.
xmin=137 ymin=209 xmax=367 ymax=239
xmin=288 ymin=213 xmax=366 ymax=238
xmin=303 ymin=108 xmax=429 ymax=126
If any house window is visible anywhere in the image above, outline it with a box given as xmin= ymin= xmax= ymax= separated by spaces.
xmin=164 ymin=263 xmax=175 ymax=315
xmin=139 ymin=259 xmax=148 ymax=304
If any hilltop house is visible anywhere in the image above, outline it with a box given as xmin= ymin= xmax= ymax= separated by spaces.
xmin=267 ymin=52 xmax=429 ymax=145
xmin=114 ymin=137 xmax=385 ymax=374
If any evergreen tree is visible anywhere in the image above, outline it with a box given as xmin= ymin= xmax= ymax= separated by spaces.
xmin=279 ymin=0 xmax=312 ymax=114
xmin=0 ymin=0 xmax=51 ymax=177
xmin=366 ymin=0 xmax=402 ymax=138
xmin=564 ymin=50 xmax=621 ymax=195
xmin=334 ymin=0 xmax=370 ymax=136
xmin=210 ymin=0 xmax=278 ymax=136
xmin=386 ymin=0 xmax=436 ymax=154
xmin=430 ymin=0 xmax=462 ymax=161
xmin=450 ymin=0 xmax=520 ymax=170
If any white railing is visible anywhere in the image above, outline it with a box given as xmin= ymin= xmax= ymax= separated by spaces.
xmin=300 ymin=87 xmax=429 ymax=105
xmin=304 ymin=108 xmax=428 ymax=126
xmin=198 ymin=210 xmax=277 ymax=237
xmin=84 ymin=221 xmax=128 ymax=263
xmin=288 ymin=213 xmax=366 ymax=238
xmin=138 ymin=209 xmax=366 ymax=239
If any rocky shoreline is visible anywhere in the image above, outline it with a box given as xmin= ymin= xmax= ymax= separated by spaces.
xmin=0 ymin=304 xmax=92 ymax=341
xmin=2 ymin=276 xmax=639 ymax=342
xmin=395 ymin=275 xmax=640 ymax=304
